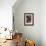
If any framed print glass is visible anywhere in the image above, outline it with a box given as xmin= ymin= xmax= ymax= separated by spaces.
xmin=24 ymin=13 xmax=34 ymax=26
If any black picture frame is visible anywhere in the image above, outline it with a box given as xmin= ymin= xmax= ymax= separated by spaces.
xmin=24 ymin=13 xmax=34 ymax=26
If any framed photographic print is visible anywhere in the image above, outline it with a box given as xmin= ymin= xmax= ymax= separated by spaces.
xmin=24 ymin=13 xmax=34 ymax=26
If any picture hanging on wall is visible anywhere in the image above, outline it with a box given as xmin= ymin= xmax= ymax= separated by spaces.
xmin=24 ymin=13 xmax=34 ymax=26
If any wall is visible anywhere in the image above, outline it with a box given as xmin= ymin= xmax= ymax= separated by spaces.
xmin=13 ymin=0 xmax=41 ymax=46
xmin=0 ymin=0 xmax=16 ymax=30
xmin=41 ymin=0 xmax=46 ymax=46
xmin=0 ymin=0 xmax=17 ymax=39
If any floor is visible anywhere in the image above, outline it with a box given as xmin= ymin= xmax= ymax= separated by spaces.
xmin=0 ymin=33 xmax=23 ymax=46
xmin=0 ymin=39 xmax=16 ymax=46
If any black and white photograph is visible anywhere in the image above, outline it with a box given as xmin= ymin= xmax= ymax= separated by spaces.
xmin=24 ymin=13 xmax=34 ymax=26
